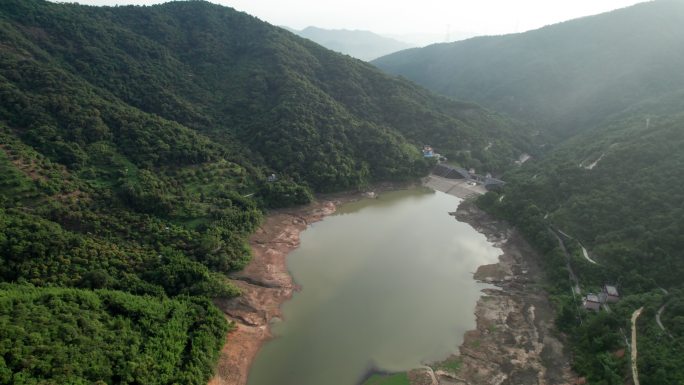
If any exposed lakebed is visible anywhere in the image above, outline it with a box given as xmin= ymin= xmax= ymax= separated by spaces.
xmin=246 ymin=188 xmax=500 ymax=385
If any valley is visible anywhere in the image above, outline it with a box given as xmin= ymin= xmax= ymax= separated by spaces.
xmin=1 ymin=0 xmax=683 ymax=384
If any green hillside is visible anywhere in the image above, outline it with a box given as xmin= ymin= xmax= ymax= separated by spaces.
xmin=1 ymin=0 xmax=529 ymax=191
xmin=373 ymin=0 xmax=684 ymax=136
xmin=479 ymin=109 xmax=684 ymax=384
xmin=0 ymin=285 xmax=227 ymax=385
xmin=0 ymin=0 xmax=532 ymax=383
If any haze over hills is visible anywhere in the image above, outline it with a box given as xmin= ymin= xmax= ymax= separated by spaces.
xmin=0 ymin=0 xmax=530 ymax=383
xmin=373 ymin=0 xmax=684 ymax=135
xmin=386 ymin=31 xmax=477 ymax=47
xmin=374 ymin=1 xmax=684 ymax=383
xmin=285 ymin=26 xmax=414 ymax=61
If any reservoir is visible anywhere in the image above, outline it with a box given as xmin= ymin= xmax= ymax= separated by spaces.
xmin=247 ymin=188 xmax=500 ymax=385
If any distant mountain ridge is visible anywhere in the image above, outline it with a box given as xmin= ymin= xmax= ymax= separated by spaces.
xmin=373 ymin=0 xmax=684 ymax=135
xmin=287 ymin=26 xmax=414 ymax=61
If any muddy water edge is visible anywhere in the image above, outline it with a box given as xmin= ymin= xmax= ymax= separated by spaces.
xmin=360 ymin=199 xmax=576 ymax=385
xmin=436 ymin=200 xmax=576 ymax=385
xmin=208 ymin=186 xmax=395 ymax=385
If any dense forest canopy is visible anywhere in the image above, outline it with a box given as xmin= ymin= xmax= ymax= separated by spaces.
xmin=0 ymin=285 xmax=227 ymax=385
xmin=375 ymin=1 xmax=684 ymax=383
xmin=478 ymin=110 xmax=684 ymax=384
xmin=0 ymin=0 xmax=532 ymax=383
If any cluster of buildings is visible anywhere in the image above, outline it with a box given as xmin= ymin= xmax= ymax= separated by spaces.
xmin=582 ymin=284 xmax=620 ymax=311
xmin=422 ymin=145 xmax=447 ymax=162
xmin=424 ymin=145 xmax=506 ymax=191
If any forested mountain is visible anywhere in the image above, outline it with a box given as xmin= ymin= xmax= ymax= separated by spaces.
xmin=0 ymin=0 xmax=530 ymax=383
xmin=373 ymin=1 xmax=684 ymax=383
xmin=287 ymin=26 xmax=413 ymax=61
xmin=373 ymin=0 xmax=684 ymax=136
xmin=479 ymin=107 xmax=684 ymax=385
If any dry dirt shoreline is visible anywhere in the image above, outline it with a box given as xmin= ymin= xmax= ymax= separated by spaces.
xmin=442 ymin=201 xmax=575 ymax=385
xmin=208 ymin=183 xmax=576 ymax=385
xmin=207 ymin=184 xmax=399 ymax=385
xmin=208 ymin=199 xmax=341 ymax=385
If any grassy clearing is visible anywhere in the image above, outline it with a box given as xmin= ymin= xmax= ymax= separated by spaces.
xmin=363 ymin=372 xmax=411 ymax=385
xmin=435 ymin=355 xmax=462 ymax=374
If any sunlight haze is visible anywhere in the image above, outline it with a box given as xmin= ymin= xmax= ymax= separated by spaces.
xmin=70 ymin=0 xmax=646 ymax=39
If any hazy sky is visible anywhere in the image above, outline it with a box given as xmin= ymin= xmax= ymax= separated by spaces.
xmin=72 ymin=0 xmax=646 ymax=37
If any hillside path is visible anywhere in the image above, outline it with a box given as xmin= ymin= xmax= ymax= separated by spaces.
xmin=656 ymin=304 xmax=674 ymax=339
xmin=631 ymin=307 xmax=644 ymax=385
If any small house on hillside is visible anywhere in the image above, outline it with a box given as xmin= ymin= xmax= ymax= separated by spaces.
xmin=583 ymin=293 xmax=601 ymax=311
xmin=422 ymin=145 xmax=446 ymax=162
xmin=600 ymin=284 xmax=620 ymax=303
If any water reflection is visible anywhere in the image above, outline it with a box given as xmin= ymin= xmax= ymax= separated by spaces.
xmin=247 ymin=188 xmax=499 ymax=385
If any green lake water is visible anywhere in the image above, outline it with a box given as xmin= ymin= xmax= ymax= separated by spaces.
xmin=246 ymin=188 xmax=500 ymax=385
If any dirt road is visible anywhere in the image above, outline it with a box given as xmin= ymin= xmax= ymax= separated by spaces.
xmin=631 ymin=307 xmax=644 ymax=385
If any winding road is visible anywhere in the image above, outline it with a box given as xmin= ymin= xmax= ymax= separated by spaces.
xmin=656 ymin=304 xmax=674 ymax=339
xmin=550 ymin=229 xmax=582 ymax=297
xmin=631 ymin=307 xmax=644 ymax=385
xmin=557 ymin=228 xmax=599 ymax=265
xmin=580 ymin=245 xmax=598 ymax=265
xmin=584 ymin=153 xmax=605 ymax=170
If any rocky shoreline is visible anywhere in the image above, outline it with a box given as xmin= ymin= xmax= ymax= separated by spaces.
xmin=380 ymin=199 xmax=576 ymax=385
xmin=444 ymin=200 xmax=575 ymax=385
